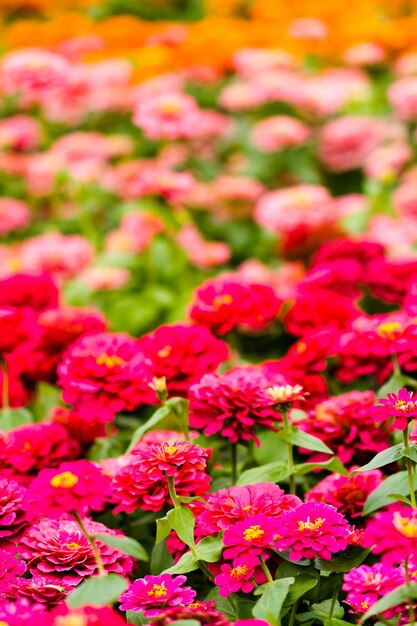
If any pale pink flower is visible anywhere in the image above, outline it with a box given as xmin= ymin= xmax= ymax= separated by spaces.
xmin=0 ymin=198 xmax=30 ymax=236
xmin=0 ymin=115 xmax=41 ymax=151
xmin=79 ymin=267 xmax=130 ymax=291
xmin=343 ymin=42 xmax=385 ymax=66
xmin=251 ymin=115 xmax=310 ymax=152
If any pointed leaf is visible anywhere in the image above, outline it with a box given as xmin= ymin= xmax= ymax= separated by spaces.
xmin=126 ymin=397 xmax=182 ymax=453
xmin=195 ymin=535 xmax=223 ymax=563
xmin=363 ymin=471 xmax=412 ymax=515
xmin=167 ymin=506 xmax=196 ymax=552
xmin=237 ymin=462 xmax=291 ymax=486
xmin=280 ymin=429 xmax=333 ymax=454
xmin=402 ymin=445 xmax=417 ymax=462
xmin=377 ymin=372 xmax=411 ymax=398
xmin=294 ymin=457 xmax=349 ymax=477
xmin=156 ymin=516 xmax=171 ymax=544
xmin=163 ymin=550 xmax=199 ymax=575
xmin=252 ymin=578 xmax=294 ymax=625
xmin=315 ymin=548 xmax=372 ymax=573
xmin=0 ymin=407 xmax=33 ymax=431
xmin=93 ymin=533 xmax=148 ymax=561
xmin=66 ymin=573 xmax=128 ymax=608
xmin=354 ymin=444 xmax=403 ymax=472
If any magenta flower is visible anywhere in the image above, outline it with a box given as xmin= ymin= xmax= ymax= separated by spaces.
xmin=24 ymin=460 xmax=112 ymax=518
xmin=4 ymin=576 xmax=68 ymax=608
xmin=119 ymin=574 xmax=196 ymax=616
xmin=0 ymin=548 xmax=26 ymax=584
xmin=222 ymin=513 xmax=281 ymax=560
xmin=377 ymin=388 xmax=417 ymax=430
xmin=343 ymin=563 xmax=404 ymax=616
xmin=214 ymin=556 xmax=257 ymax=597
xmin=0 ymin=478 xmax=29 ymax=546
xmin=275 ymin=502 xmax=350 ymax=561
xmin=146 ymin=601 xmax=230 ymax=625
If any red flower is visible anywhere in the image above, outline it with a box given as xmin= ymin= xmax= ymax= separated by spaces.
xmin=0 ymin=273 xmax=58 ymax=312
xmin=52 ymin=606 xmax=127 ymax=625
xmin=137 ymin=323 xmax=229 ymax=397
xmin=222 ymin=514 xmax=281 ymax=560
xmin=146 ymin=601 xmax=231 ymax=625
xmin=284 ymin=289 xmax=360 ymax=336
xmin=4 ymin=576 xmax=68 ymax=608
xmin=0 ymin=307 xmax=39 ymax=355
xmin=189 ymin=277 xmax=281 ymax=335
xmin=58 ymin=332 xmax=153 ymax=422
xmin=188 ymin=366 xmax=283 ymax=445
xmin=376 ymin=388 xmax=417 ymax=430
xmin=25 ymin=460 xmax=111 ymax=518
xmin=20 ymin=517 xmax=134 ymax=586
xmin=112 ymin=441 xmax=211 ymax=513
xmin=0 ymin=477 xmax=30 ymax=546
xmin=275 ymin=502 xmax=350 ymax=561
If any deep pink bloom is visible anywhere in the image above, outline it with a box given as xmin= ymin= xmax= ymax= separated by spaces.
xmin=20 ymin=517 xmax=134 ymax=586
xmin=112 ymin=440 xmax=211 ymax=513
xmin=196 ymin=483 xmax=301 ymax=536
xmin=119 ymin=574 xmax=196 ymax=616
xmin=189 ymin=277 xmax=281 ymax=335
xmin=137 ymin=323 xmax=229 ymax=397
xmin=4 ymin=575 xmax=68 ymax=608
xmin=214 ymin=555 xmax=258 ymax=596
xmin=222 ymin=513 xmax=281 ymax=560
xmin=24 ymin=460 xmax=111 ymax=518
xmin=0 ymin=548 xmax=26 ymax=583
xmin=133 ymin=90 xmax=201 ymax=141
xmin=376 ymin=388 xmax=417 ymax=430
xmin=0 ymin=597 xmax=51 ymax=626
xmin=52 ymin=605 xmax=127 ymax=625
xmin=188 ymin=366 xmax=283 ymax=445
xmin=58 ymin=332 xmax=153 ymax=422
xmin=51 ymin=405 xmax=107 ymax=446
xmin=0 ymin=115 xmax=42 ymax=151
xmin=0 ymin=422 xmax=80 ymax=482
xmin=0 ymin=273 xmax=58 ymax=312
xmin=0 ymin=307 xmax=39 ymax=355
xmin=0 ymin=478 xmax=29 ymax=545
xmin=275 ymin=502 xmax=350 ymax=561
xmin=343 ymin=563 xmax=404 ymax=616
xmin=365 ymin=507 xmax=417 ymax=564
xmin=284 ymin=289 xmax=360 ymax=336
xmin=306 ymin=469 xmax=383 ymax=517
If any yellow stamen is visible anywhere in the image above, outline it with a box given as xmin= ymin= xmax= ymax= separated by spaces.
xmin=230 ymin=565 xmax=249 ymax=578
xmin=243 ymin=525 xmax=265 ymax=542
xmin=96 ymin=354 xmax=124 ymax=368
xmin=147 ymin=583 xmax=168 ymax=599
xmin=376 ymin=321 xmax=402 ymax=340
xmin=393 ymin=512 xmax=417 ymax=538
xmin=66 ymin=542 xmax=81 ymax=550
xmin=50 ymin=471 xmax=79 ymax=489
xmin=298 ymin=517 xmax=324 ymax=531
xmin=157 ymin=345 xmax=172 ymax=358
xmin=213 ymin=294 xmax=233 ymax=308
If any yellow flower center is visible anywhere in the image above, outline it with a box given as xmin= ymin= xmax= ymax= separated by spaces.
xmin=296 ymin=341 xmax=307 ymax=353
xmin=147 ymin=582 xmax=168 ymax=599
xmin=361 ymin=601 xmax=369 ymax=610
xmin=157 ymin=345 xmax=172 ymax=358
xmin=96 ymin=354 xmax=124 ymax=368
xmin=158 ymin=98 xmax=183 ymax=115
xmin=55 ymin=616 xmax=88 ymax=626
xmin=50 ymin=471 xmax=79 ymax=489
xmin=213 ymin=294 xmax=233 ymax=308
xmin=376 ymin=321 xmax=402 ymax=340
xmin=298 ymin=517 xmax=324 ymax=532
xmin=230 ymin=565 xmax=249 ymax=578
xmin=393 ymin=512 xmax=417 ymax=538
xmin=243 ymin=525 xmax=265 ymax=542
xmin=242 ymin=505 xmax=252 ymax=512
xmin=163 ymin=445 xmax=177 ymax=455
xmin=66 ymin=542 xmax=81 ymax=550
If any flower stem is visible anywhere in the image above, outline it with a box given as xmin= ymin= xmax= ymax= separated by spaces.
xmin=289 ymin=599 xmax=300 ymax=626
xmin=403 ymin=428 xmax=417 ymax=508
xmin=231 ymin=442 xmax=237 ymax=485
xmin=329 ymin=581 xmax=341 ymax=619
xmin=167 ymin=476 xmax=181 ymax=509
xmin=72 ymin=511 xmax=106 ymax=577
xmin=405 ymin=556 xmax=416 ymax=626
xmin=258 ymin=555 xmax=274 ymax=584
xmin=282 ymin=407 xmax=295 ymax=494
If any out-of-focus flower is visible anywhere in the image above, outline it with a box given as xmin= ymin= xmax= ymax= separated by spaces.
xmin=251 ymin=115 xmax=310 ymax=152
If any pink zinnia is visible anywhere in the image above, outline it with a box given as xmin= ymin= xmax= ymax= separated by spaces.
xmin=20 ymin=516 xmax=134 ymax=586
xmin=147 ymin=601 xmax=230 ymax=625
xmin=188 ymin=366 xmax=283 ymax=445
xmin=0 ymin=548 xmax=26 ymax=583
xmin=376 ymin=388 xmax=417 ymax=430
xmin=24 ymin=460 xmax=111 ymax=518
xmin=214 ymin=555 xmax=258 ymax=596
xmin=365 ymin=507 xmax=417 ymax=564
xmin=275 ymin=502 xmax=350 ymax=561
xmin=4 ymin=575 xmax=68 ymax=608
xmin=52 ymin=605 xmax=127 ymax=625
xmin=58 ymin=332 xmax=153 ymax=422
xmin=0 ymin=478 xmax=29 ymax=546
xmin=119 ymin=574 xmax=196 ymax=616
xmin=133 ymin=90 xmax=201 ymax=141
xmin=0 ymin=198 xmax=30 ymax=235
xmin=112 ymin=440 xmax=211 ymax=513
xmin=222 ymin=513 xmax=281 ymax=560
xmin=343 ymin=563 xmax=404 ymax=616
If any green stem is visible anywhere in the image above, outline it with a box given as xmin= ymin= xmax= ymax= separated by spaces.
xmin=73 ymin=511 xmax=106 ymax=577
xmin=167 ymin=476 xmax=181 ymax=509
xmin=392 ymin=353 xmax=401 ymax=377
xmin=289 ymin=599 xmax=300 ymax=626
xmin=258 ymin=555 xmax=274 ymax=584
xmin=282 ymin=407 xmax=295 ymax=494
xmin=329 ymin=581 xmax=341 ymax=620
xmin=1 ymin=360 xmax=9 ymax=410
xmin=403 ymin=428 xmax=417 ymax=508
xmin=231 ymin=443 xmax=237 ymax=485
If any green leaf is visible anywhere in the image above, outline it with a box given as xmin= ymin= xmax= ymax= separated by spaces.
xmin=150 ymin=541 xmax=173 ymax=574
xmin=194 ymin=534 xmax=223 ymax=562
xmin=284 ymin=575 xmax=319 ymax=607
xmin=0 ymin=407 xmax=33 ymax=430
xmin=294 ymin=457 xmax=349 ymax=477
xmin=387 ymin=493 xmax=413 ymax=506
xmin=354 ymin=444 xmax=403 ymax=472
xmin=126 ymin=610 xmax=146 ymax=624
xmin=156 ymin=516 xmax=171 ymax=544
xmin=279 ymin=429 xmax=333 ymax=454
xmin=66 ymin=573 xmax=128 ymax=608
xmin=204 ymin=589 xmax=239 ymax=621
xmin=163 ymin=550 xmax=199 ymax=575
xmin=315 ymin=548 xmax=372 ymax=573
xmin=252 ymin=578 xmax=294 ymax=625
xmin=170 ymin=621 xmax=201 ymax=626
xmin=324 ymin=619 xmax=353 ymax=626
xmin=363 ymin=471 xmax=412 ymax=515
xmin=361 ymin=583 xmax=417 ymax=621
xmin=126 ymin=398 xmax=182 ymax=453
xmin=311 ymin=599 xmax=344 ymax=621
xmin=402 ymin=445 xmax=417 ymax=462
xmin=93 ymin=533 xmax=148 ymax=561
xmin=237 ymin=462 xmax=291 ymax=486
xmin=167 ymin=506 xmax=196 ymax=552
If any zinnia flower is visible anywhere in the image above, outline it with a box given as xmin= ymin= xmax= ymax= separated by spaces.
xmin=376 ymin=388 xmax=417 ymax=430
xmin=147 ymin=601 xmax=230 ymax=625
xmin=112 ymin=440 xmax=211 ymax=513
xmin=119 ymin=574 xmax=196 ymax=616
xmin=222 ymin=513 xmax=281 ymax=560
xmin=343 ymin=563 xmax=404 ymax=616
xmin=24 ymin=460 xmax=111 ymax=518
xmin=0 ymin=477 xmax=29 ymax=546
xmin=274 ymin=502 xmax=350 ymax=561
